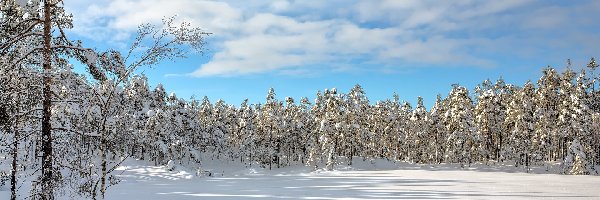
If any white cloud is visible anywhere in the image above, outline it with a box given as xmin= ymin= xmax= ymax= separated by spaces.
xmin=65 ymin=0 xmax=600 ymax=77
xmin=67 ymin=0 xmax=242 ymax=39
xmin=269 ymin=0 xmax=290 ymax=12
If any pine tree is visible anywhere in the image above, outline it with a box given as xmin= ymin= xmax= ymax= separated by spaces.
xmin=572 ymin=71 xmax=595 ymax=169
xmin=0 ymin=1 xmax=105 ymax=197
xmin=307 ymin=91 xmax=324 ymax=169
xmin=474 ymin=78 xmax=512 ymax=162
xmin=429 ymin=94 xmax=448 ymax=164
xmin=410 ymin=97 xmax=430 ymax=163
xmin=505 ymin=81 xmax=535 ymax=169
xmin=587 ymin=58 xmax=599 ymax=112
xmin=319 ymin=88 xmax=344 ymax=170
xmin=298 ymin=97 xmax=313 ymax=165
xmin=211 ymin=99 xmax=230 ymax=160
xmin=282 ymin=97 xmax=302 ymax=166
xmin=397 ymin=101 xmax=412 ymax=161
xmin=345 ymin=84 xmax=369 ymax=165
xmin=256 ymin=88 xmax=284 ymax=169
xmin=474 ymin=79 xmax=496 ymax=161
xmin=444 ymin=85 xmax=477 ymax=166
xmin=238 ymin=99 xmax=257 ymax=166
xmin=557 ymin=68 xmax=578 ymax=161
xmin=534 ymin=67 xmax=560 ymax=163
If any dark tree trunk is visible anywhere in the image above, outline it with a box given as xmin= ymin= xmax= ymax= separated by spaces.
xmin=41 ymin=0 xmax=54 ymax=199
xmin=11 ymin=129 xmax=18 ymax=200
xmin=100 ymin=136 xmax=107 ymax=199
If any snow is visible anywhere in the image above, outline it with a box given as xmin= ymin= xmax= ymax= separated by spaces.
xmin=166 ymin=160 xmax=176 ymax=171
xmin=98 ymin=159 xmax=600 ymax=200
xmin=147 ymin=109 xmax=156 ymax=117
xmin=1 ymin=158 xmax=599 ymax=199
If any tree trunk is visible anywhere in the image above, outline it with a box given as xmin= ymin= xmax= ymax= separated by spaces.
xmin=100 ymin=136 xmax=107 ymax=199
xmin=269 ymin=127 xmax=272 ymax=170
xmin=11 ymin=129 xmax=18 ymax=200
xmin=596 ymin=144 xmax=600 ymax=165
xmin=41 ymin=1 xmax=54 ymax=199
xmin=498 ymin=133 xmax=502 ymax=161
xmin=349 ymin=140 xmax=353 ymax=166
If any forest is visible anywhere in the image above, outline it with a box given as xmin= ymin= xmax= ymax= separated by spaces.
xmin=1 ymin=0 xmax=599 ymax=200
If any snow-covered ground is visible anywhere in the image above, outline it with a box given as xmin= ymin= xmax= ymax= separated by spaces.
xmin=2 ymin=158 xmax=598 ymax=199
xmin=102 ymin=159 xmax=600 ymax=200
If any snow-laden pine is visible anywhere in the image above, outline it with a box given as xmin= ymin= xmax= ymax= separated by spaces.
xmin=1 ymin=0 xmax=600 ymax=199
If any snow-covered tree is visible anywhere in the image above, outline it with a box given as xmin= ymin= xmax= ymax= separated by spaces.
xmin=474 ymin=79 xmax=510 ymax=162
xmin=564 ymin=139 xmax=595 ymax=175
xmin=443 ymin=85 xmax=477 ymax=166
xmin=345 ymin=84 xmax=370 ymax=165
xmin=533 ymin=67 xmax=560 ymax=162
xmin=319 ymin=88 xmax=344 ymax=170
xmin=410 ymin=96 xmax=430 ymax=163
xmin=307 ymin=91 xmax=324 ymax=169
xmin=297 ymin=97 xmax=314 ymax=164
xmin=0 ymin=51 xmax=42 ymax=200
xmin=505 ymin=81 xmax=535 ymax=168
xmin=237 ymin=99 xmax=257 ymax=166
xmin=281 ymin=97 xmax=303 ymax=166
xmin=0 ymin=1 xmax=89 ymax=197
xmin=557 ymin=68 xmax=578 ymax=161
xmin=256 ymin=88 xmax=284 ymax=169
xmin=586 ymin=58 xmax=600 ymax=112
xmin=429 ymin=94 xmax=448 ymax=164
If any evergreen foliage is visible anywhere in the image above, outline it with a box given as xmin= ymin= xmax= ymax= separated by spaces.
xmin=1 ymin=1 xmax=599 ymax=199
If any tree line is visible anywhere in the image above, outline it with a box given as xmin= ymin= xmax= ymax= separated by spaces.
xmin=82 ymin=64 xmax=597 ymax=177
xmin=5 ymin=62 xmax=599 ymax=199
xmin=1 ymin=0 xmax=599 ymax=199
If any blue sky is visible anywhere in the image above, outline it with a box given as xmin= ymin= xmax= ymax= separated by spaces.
xmin=64 ymin=0 xmax=600 ymax=108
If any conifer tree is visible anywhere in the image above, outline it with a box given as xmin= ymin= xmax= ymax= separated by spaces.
xmin=307 ymin=91 xmax=324 ymax=169
xmin=505 ymin=81 xmax=535 ymax=169
xmin=444 ymin=85 xmax=477 ymax=166
xmin=587 ymin=58 xmax=599 ymax=111
xmin=429 ymin=94 xmax=447 ymax=164
xmin=298 ymin=97 xmax=313 ymax=164
xmin=346 ymin=84 xmax=369 ymax=165
xmin=319 ymin=88 xmax=344 ymax=170
xmin=534 ymin=67 xmax=560 ymax=162
xmin=564 ymin=139 xmax=595 ymax=175
xmin=557 ymin=68 xmax=577 ymax=161
xmin=398 ymin=101 xmax=413 ymax=161
xmin=474 ymin=79 xmax=510 ymax=162
xmin=0 ymin=50 xmax=42 ymax=200
xmin=410 ymin=97 xmax=430 ymax=163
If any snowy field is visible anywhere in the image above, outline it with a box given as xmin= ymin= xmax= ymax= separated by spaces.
xmin=2 ymin=158 xmax=599 ymax=199
xmin=100 ymin=159 xmax=600 ymax=200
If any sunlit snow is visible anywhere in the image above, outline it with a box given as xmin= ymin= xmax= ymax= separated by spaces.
xmin=101 ymin=159 xmax=600 ymax=200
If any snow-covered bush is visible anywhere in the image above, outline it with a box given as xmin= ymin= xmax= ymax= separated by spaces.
xmin=166 ymin=160 xmax=175 ymax=171
xmin=564 ymin=139 xmax=595 ymax=175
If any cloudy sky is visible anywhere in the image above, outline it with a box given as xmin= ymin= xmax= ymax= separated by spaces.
xmin=65 ymin=0 xmax=600 ymax=107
